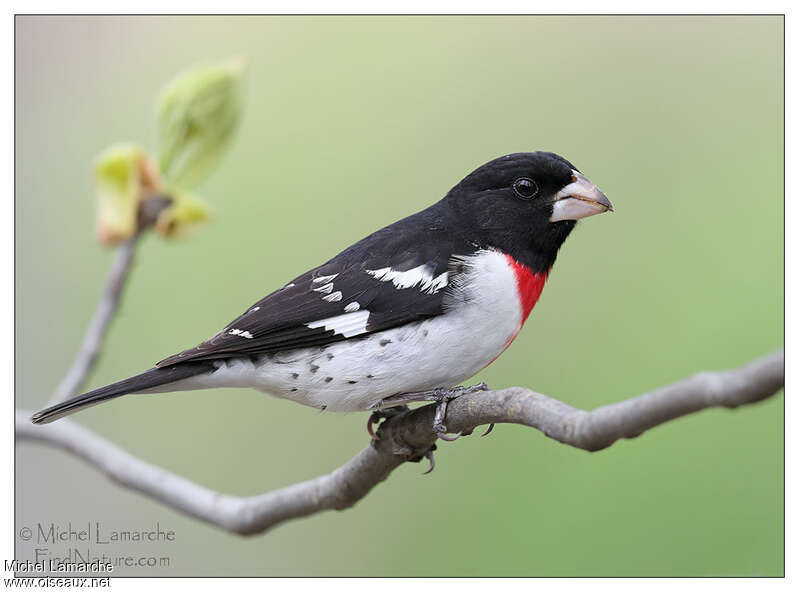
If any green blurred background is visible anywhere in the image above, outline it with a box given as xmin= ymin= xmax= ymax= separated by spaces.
xmin=15 ymin=16 xmax=783 ymax=576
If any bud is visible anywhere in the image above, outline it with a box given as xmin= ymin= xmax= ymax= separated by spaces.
xmin=156 ymin=57 xmax=246 ymax=188
xmin=94 ymin=144 xmax=162 ymax=245
xmin=153 ymin=190 xmax=213 ymax=239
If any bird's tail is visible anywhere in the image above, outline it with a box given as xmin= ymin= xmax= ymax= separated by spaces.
xmin=30 ymin=361 xmax=215 ymax=425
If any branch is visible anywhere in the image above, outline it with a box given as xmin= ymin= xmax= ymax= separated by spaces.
xmin=17 ymin=349 xmax=783 ymax=536
xmin=47 ymin=237 xmax=139 ymax=405
xmin=45 ymin=197 xmax=171 ymax=406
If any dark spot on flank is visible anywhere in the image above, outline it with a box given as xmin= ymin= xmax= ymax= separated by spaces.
xmin=290 ymin=388 xmax=298 ymax=392
xmin=367 ymin=374 xmax=374 ymax=379
xmin=310 ymin=364 xmax=319 ymax=373
xmin=327 ymin=353 xmax=334 ymax=360
xmin=248 ymin=355 xmax=261 ymax=364
xmin=324 ymin=376 xmax=333 ymax=383
xmin=423 ymin=329 xmax=429 ymax=337
xmin=348 ymin=380 xmax=357 ymax=384
xmin=291 ymin=372 xmax=299 ymax=379
xmin=380 ymin=339 xmax=392 ymax=347
xmin=320 ymin=405 xmax=327 ymax=411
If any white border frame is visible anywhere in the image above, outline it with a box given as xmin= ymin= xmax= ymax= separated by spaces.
xmin=3 ymin=4 xmax=792 ymax=591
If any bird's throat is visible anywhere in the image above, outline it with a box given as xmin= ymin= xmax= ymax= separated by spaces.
xmin=505 ymin=254 xmax=549 ymax=324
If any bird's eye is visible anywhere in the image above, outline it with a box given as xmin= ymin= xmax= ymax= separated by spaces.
xmin=513 ymin=177 xmax=538 ymax=199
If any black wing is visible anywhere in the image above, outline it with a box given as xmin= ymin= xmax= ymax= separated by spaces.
xmin=157 ymin=209 xmax=472 ymax=367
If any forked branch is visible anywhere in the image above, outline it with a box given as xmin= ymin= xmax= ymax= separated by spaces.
xmin=47 ymin=237 xmax=139 ymax=406
xmin=17 ymin=350 xmax=783 ymax=535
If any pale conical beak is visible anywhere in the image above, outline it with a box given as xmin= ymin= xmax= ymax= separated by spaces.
xmin=550 ymin=170 xmax=613 ymax=222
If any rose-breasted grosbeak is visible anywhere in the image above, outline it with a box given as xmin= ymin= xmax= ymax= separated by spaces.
xmin=32 ymin=152 xmax=612 ymax=440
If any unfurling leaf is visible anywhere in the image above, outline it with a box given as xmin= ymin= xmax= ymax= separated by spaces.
xmin=156 ymin=57 xmax=246 ymax=189
xmin=154 ymin=190 xmax=213 ymax=239
xmin=94 ymin=144 xmax=162 ymax=245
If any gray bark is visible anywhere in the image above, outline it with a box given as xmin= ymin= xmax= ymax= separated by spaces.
xmin=17 ymin=349 xmax=783 ymax=536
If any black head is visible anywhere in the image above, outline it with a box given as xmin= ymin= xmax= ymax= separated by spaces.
xmin=443 ymin=152 xmax=612 ymax=272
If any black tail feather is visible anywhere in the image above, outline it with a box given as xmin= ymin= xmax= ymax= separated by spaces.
xmin=30 ymin=362 xmax=215 ymax=425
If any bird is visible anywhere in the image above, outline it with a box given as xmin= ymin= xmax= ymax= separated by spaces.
xmin=31 ymin=152 xmax=612 ymax=445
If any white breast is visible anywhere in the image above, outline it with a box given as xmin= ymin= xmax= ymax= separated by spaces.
xmin=186 ymin=250 xmax=525 ymax=412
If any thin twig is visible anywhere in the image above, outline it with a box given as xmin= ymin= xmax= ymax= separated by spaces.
xmin=47 ymin=238 xmax=139 ymax=405
xmin=17 ymin=349 xmax=783 ymax=536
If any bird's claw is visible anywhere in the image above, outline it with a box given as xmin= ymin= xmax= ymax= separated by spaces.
xmin=432 ymin=382 xmax=489 ymax=440
xmin=430 ymin=382 xmax=489 ymax=441
xmin=367 ymin=413 xmax=379 ymax=440
xmin=422 ymin=449 xmax=436 ymax=475
xmin=367 ymin=405 xmax=409 ymax=440
xmin=480 ymin=423 xmax=495 ymax=437
xmin=432 ymin=392 xmax=462 ymax=442
xmin=436 ymin=431 xmax=461 ymax=442
xmin=370 ymin=382 xmax=490 ymax=442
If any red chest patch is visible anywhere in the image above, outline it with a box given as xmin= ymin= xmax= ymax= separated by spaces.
xmin=481 ymin=255 xmax=549 ymax=370
xmin=505 ymin=254 xmax=548 ymax=325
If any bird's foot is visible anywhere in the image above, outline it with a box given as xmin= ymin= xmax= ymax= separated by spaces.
xmin=373 ymin=382 xmax=490 ymax=442
xmin=367 ymin=404 xmax=410 ymax=440
xmin=422 ymin=448 xmax=436 ymax=475
xmin=431 ymin=393 xmax=461 ymax=441
xmin=366 ymin=405 xmax=437 ymax=474
xmin=430 ymin=382 xmax=490 ymax=440
xmin=406 ymin=444 xmax=439 ymax=475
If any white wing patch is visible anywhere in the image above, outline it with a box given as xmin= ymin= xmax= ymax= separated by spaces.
xmin=306 ymin=310 xmax=369 ymax=338
xmin=228 ymin=328 xmax=254 ymax=339
xmin=313 ymin=274 xmax=339 ymax=284
xmin=313 ymin=282 xmax=334 ymax=294
xmin=366 ymin=264 xmax=448 ymax=294
xmin=424 ymin=272 xmax=449 ymax=294
xmin=311 ymin=273 xmax=342 ymax=303
xmin=344 ymin=302 xmax=360 ymax=312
